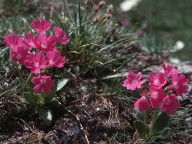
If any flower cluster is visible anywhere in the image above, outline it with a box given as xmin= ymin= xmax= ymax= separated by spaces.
xmin=4 ymin=19 xmax=70 ymax=95
xmin=123 ymin=64 xmax=188 ymax=115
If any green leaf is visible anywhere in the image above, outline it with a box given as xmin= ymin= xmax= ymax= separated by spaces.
xmin=147 ymin=128 xmax=170 ymax=143
xmin=24 ymin=92 xmax=36 ymax=105
xmin=147 ymin=135 xmax=161 ymax=143
xmin=151 ymin=112 xmax=170 ymax=134
xmin=45 ymin=86 xmax=57 ymax=103
xmin=160 ymin=128 xmax=170 ymax=138
xmin=134 ymin=120 xmax=147 ymax=136
xmin=135 ymin=109 xmax=144 ymax=121
xmin=57 ymin=78 xmax=69 ymax=91
xmin=38 ymin=107 xmax=52 ymax=125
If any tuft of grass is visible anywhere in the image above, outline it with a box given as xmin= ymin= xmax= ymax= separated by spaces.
xmin=140 ymin=34 xmax=173 ymax=54
xmin=52 ymin=1 xmax=138 ymax=78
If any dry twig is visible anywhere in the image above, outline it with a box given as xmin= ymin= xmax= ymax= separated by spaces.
xmin=64 ymin=107 xmax=90 ymax=144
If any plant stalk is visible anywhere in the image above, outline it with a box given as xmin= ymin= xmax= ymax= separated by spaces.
xmin=149 ymin=109 xmax=158 ymax=136
xmin=63 ymin=0 xmax=74 ymax=24
xmin=144 ymin=111 xmax=148 ymax=125
xmin=144 ymin=111 xmax=148 ymax=138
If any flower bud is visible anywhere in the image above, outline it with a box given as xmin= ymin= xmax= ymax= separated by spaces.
xmin=98 ymin=1 xmax=105 ymax=9
xmin=107 ymin=4 xmax=113 ymax=13
xmin=93 ymin=1 xmax=105 ymax=13
xmin=103 ymin=13 xmax=112 ymax=23
xmin=91 ymin=16 xmax=100 ymax=25
xmin=84 ymin=0 xmax=88 ymax=5
xmin=61 ymin=17 xmax=68 ymax=24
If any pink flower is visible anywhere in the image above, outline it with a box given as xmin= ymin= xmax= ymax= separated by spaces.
xmin=3 ymin=34 xmax=22 ymax=52
xmin=36 ymin=34 xmax=56 ymax=52
xmin=31 ymin=19 xmax=51 ymax=34
xmin=121 ymin=19 xmax=130 ymax=27
xmin=46 ymin=50 xmax=65 ymax=68
xmin=134 ymin=29 xmax=143 ymax=37
xmin=24 ymin=52 xmax=47 ymax=74
xmin=148 ymin=72 xmax=166 ymax=89
xmin=123 ymin=72 xmax=143 ymax=90
xmin=93 ymin=4 xmax=100 ymax=13
xmin=162 ymin=64 xmax=178 ymax=78
xmin=54 ymin=27 xmax=70 ymax=45
xmin=149 ymin=86 xmax=165 ymax=108
xmin=23 ymin=33 xmax=38 ymax=50
xmin=171 ymin=74 xmax=188 ymax=96
xmin=32 ymin=75 xmax=54 ymax=95
xmin=117 ymin=7 xmax=123 ymax=13
xmin=161 ymin=94 xmax=180 ymax=115
xmin=134 ymin=96 xmax=151 ymax=112
xmin=11 ymin=46 xmax=28 ymax=64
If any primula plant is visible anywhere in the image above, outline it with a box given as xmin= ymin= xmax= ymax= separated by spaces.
xmin=123 ymin=64 xmax=189 ymax=142
xmin=3 ymin=19 xmax=70 ymax=124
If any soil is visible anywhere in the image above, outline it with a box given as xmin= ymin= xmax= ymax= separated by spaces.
xmin=1 ymin=91 xmax=192 ymax=144
xmin=0 ymin=95 xmax=134 ymax=144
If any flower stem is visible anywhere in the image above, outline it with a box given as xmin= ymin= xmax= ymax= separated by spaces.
xmin=144 ymin=111 xmax=148 ymax=138
xmin=144 ymin=112 xmax=148 ymax=125
xmin=149 ymin=109 xmax=158 ymax=136
xmin=63 ymin=0 xmax=74 ymax=24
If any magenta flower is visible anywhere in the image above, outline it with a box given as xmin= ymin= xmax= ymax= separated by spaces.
xmin=134 ymin=29 xmax=144 ymax=37
xmin=32 ymin=75 xmax=55 ymax=95
xmin=134 ymin=96 xmax=151 ymax=112
xmin=123 ymin=71 xmax=143 ymax=90
xmin=31 ymin=19 xmax=51 ymax=34
xmin=23 ymin=33 xmax=38 ymax=50
xmin=11 ymin=46 xmax=28 ymax=64
xmin=46 ymin=50 xmax=65 ymax=68
xmin=24 ymin=52 xmax=47 ymax=74
xmin=36 ymin=34 xmax=56 ymax=52
xmin=171 ymin=74 xmax=188 ymax=96
xmin=116 ymin=7 xmax=123 ymax=13
xmin=149 ymin=86 xmax=165 ymax=108
xmin=121 ymin=19 xmax=130 ymax=27
xmin=148 ymin=72 xmax=166 ymax=89
xmin=161 ymin=94 xmax=180 ymax=115
xmin=162 ymin=64 xmax=178 ymax=78
xmin=54 ymin=27 xmax=70 ymax=45
xmin=3 ymin=34 xmax=22 ymax=52
xmin=93 ymin=4 xmax=100 ymax=13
